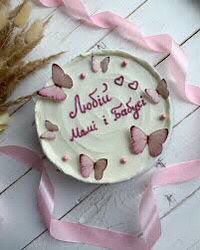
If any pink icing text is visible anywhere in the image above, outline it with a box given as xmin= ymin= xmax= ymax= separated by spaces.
xmin=111 ymin=96 xmax=146 ymax=121
xmin=70 ymin=121 xmax=98 ymax=142
xmin=69 ymin=83 xmax=112 ymax=119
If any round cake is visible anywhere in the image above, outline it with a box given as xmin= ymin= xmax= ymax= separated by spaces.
xmin=35 ymin=50 xmax=172 ymax=183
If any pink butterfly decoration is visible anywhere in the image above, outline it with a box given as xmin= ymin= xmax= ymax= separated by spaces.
xmin=52 ymin=63 xmax=73 ymax=88
xmin=130 ymin=126 xmax=168 ymax=157
xmin=91 ymin=55 xmax=111 ymax=73
xmin=37 ymin=64 xmax=73 ymax=102
xmin=37 ymin=85 xmax=66 ymax=102
xmin=91 ymin=54 xmax=99 ymax=73
xmin=40 ymin=120 xmax=59 ymax=141
xmin=100 ymin=56 xmax=110 ymax=73
xmin=45 ymin=120 xmax=59 ymax=131
xmin=40 ymin=131 xmax=56 ymax=140
xmin=79 ymin=154 xmax=108 ymax=180
xmin=144 ymin=79 xmax=169 ymax=104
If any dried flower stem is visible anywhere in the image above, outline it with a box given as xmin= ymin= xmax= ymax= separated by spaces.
xmin=0 ymin=0 xmax=9 ymax=7
xmin=0 ymin=92 xmax=36 ymax=110
xmin=0 ymin=4 xmax=8 ymax=31
xmin=0 ymin=52 xmax=64 ymax=104
xmin=14 ymin=1 xmax=31 ymax=28
xmin=0 ymin=21 xmax=14 ymax=49
xmin=0 ymin=0 xmax=63 ymax=131
xmin=17 ymin=52 xmax=64 ymax=80
xmin=24 ymin=20 xmax=43 ymax=44
xmin=9 ymin=0 xmax=27 ymax=20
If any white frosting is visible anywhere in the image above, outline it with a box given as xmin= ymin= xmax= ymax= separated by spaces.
xmin=35 ymin=50 xmax=172 ymax=183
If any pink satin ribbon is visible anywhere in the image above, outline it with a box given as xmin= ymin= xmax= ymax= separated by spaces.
xmin=40 ymin=0 xmax=200 ymax=105
xmin=1 ymin=0 xmax=200 ymax=249
xmin=1 ymin=146 xmax=200 ymax=250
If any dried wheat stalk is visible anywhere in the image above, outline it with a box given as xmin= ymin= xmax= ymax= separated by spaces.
xmin=0 ymin=52 xmax=63 ymax=103
xmin=0 ymin=0 xmax=63 ymax=132
xmin=0 ymin=4 xmax=8 ymax=31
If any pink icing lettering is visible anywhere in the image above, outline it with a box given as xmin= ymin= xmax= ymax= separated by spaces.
xmin=140 ymin=95 xmax=147 ymax=106
xmin=121 ymin=108 xmax=128 ymax=116
xmin=70 ymin=121 xmax=98 ymax=142
xmin=111 ymin=103 xmax=123 ymax=121
xmin=126 ymin=98 xmax=133 ymax=113
xmin=111 ymin=97 xmax=146 ymax=122
xmin=69 ymin=95 xmax=85 ymax=119
xmin=86 ymin=102 xmax=92 ymax=110
xmin=89 ymin=88 xmax=98 ymax=108
xmin=102 ymin=83 xmax=108 ymax=93
xmin=69 ymin=85 xmax=112 ymax=119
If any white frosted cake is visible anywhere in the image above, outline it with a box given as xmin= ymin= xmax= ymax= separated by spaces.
xmin=35 ymin=50 xmax=171 ymax=183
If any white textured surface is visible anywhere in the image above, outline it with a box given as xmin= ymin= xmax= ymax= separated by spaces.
xmin=35 ymin=50 xmax=171 ymax=183
xmin=0 ymin=0 xmax=200 ymax=249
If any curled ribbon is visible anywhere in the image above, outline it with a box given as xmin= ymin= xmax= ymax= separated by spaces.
xmin=1 ymin=146 xmax=200 ymax=250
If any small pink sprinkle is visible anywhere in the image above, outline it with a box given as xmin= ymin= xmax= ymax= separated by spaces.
xmin=121 ymin=60 xmax=128 ymax=67
xmin=80 ymin=73 xmax=86 ymax=80
xmin=62 ymin=155 xmax=69 ymax=162
xmin=120 ymin=157 xmax=128 ymax=165
xmin=159 ymin=114 xmax=169 ymax=121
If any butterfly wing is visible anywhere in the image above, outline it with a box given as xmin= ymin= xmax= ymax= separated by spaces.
xmin=91 ymin=55 xmax=99 ymax=73
xmin=156 ymin=79 xmax=169 ymax=99
xmin=79 ymin=154 xmax=94 ymax=178
xmin=45 ymin=120 xmax=59 ymax=132
xmin=37 ymin=85 xmax=66 ymax=102
xmin=100 ymin=56 xmax=110 ymax=73
xmin=94 ymin=159 xmax=108 ymax=180
xmin=52 ymin=64 xmax=73 ymax=89
xmin=148 ymin=128 xmax=168 ymax=157
xmin=40 ymin=131 xmax=56 ymax=140
xmin=144 ymin=89 xmax=160 ymax=104
xmin=130 ymin=126 xmax=147 ymax=154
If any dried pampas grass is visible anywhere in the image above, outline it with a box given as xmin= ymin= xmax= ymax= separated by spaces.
xmin=0 ymin=0 xmax=9 ymax=7
xmin=0 ymin=112 xmax=9 ymax=132
xmin=25 ymin=20 xmax=43 ymax=43
xmin=14 ymin=1 xmax=32 ymax=28
xmin=0 ymin=4 xmax=8 ymax=31
xmin=0 ymin=0 xmax=63 ymax=132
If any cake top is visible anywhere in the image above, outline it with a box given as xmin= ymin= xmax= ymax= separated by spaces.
xmin=35 ymin=50 xmax=171 ymax=183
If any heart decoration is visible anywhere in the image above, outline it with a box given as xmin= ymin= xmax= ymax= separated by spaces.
xmin=114 ymin=75 xmax=124 ymax=86
xmin=128 ymin=81 xmax=139 ymax=90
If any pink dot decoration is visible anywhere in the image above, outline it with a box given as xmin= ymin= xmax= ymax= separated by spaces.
xmin=120 ymin=157 xmax=128 ymax=165
xmin=159 ymin=114 xmax=169 ymax=121
xmin=80 ymin=73 xmax=86 ymax=80
xmin=121 ymin=60 xmax=128 ymax=67
xmin=62 ymin=155 xmax=69 ymax=162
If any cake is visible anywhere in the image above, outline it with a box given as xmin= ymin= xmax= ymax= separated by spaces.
xmin=35 ymin=50 xmax=171 ymax=183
